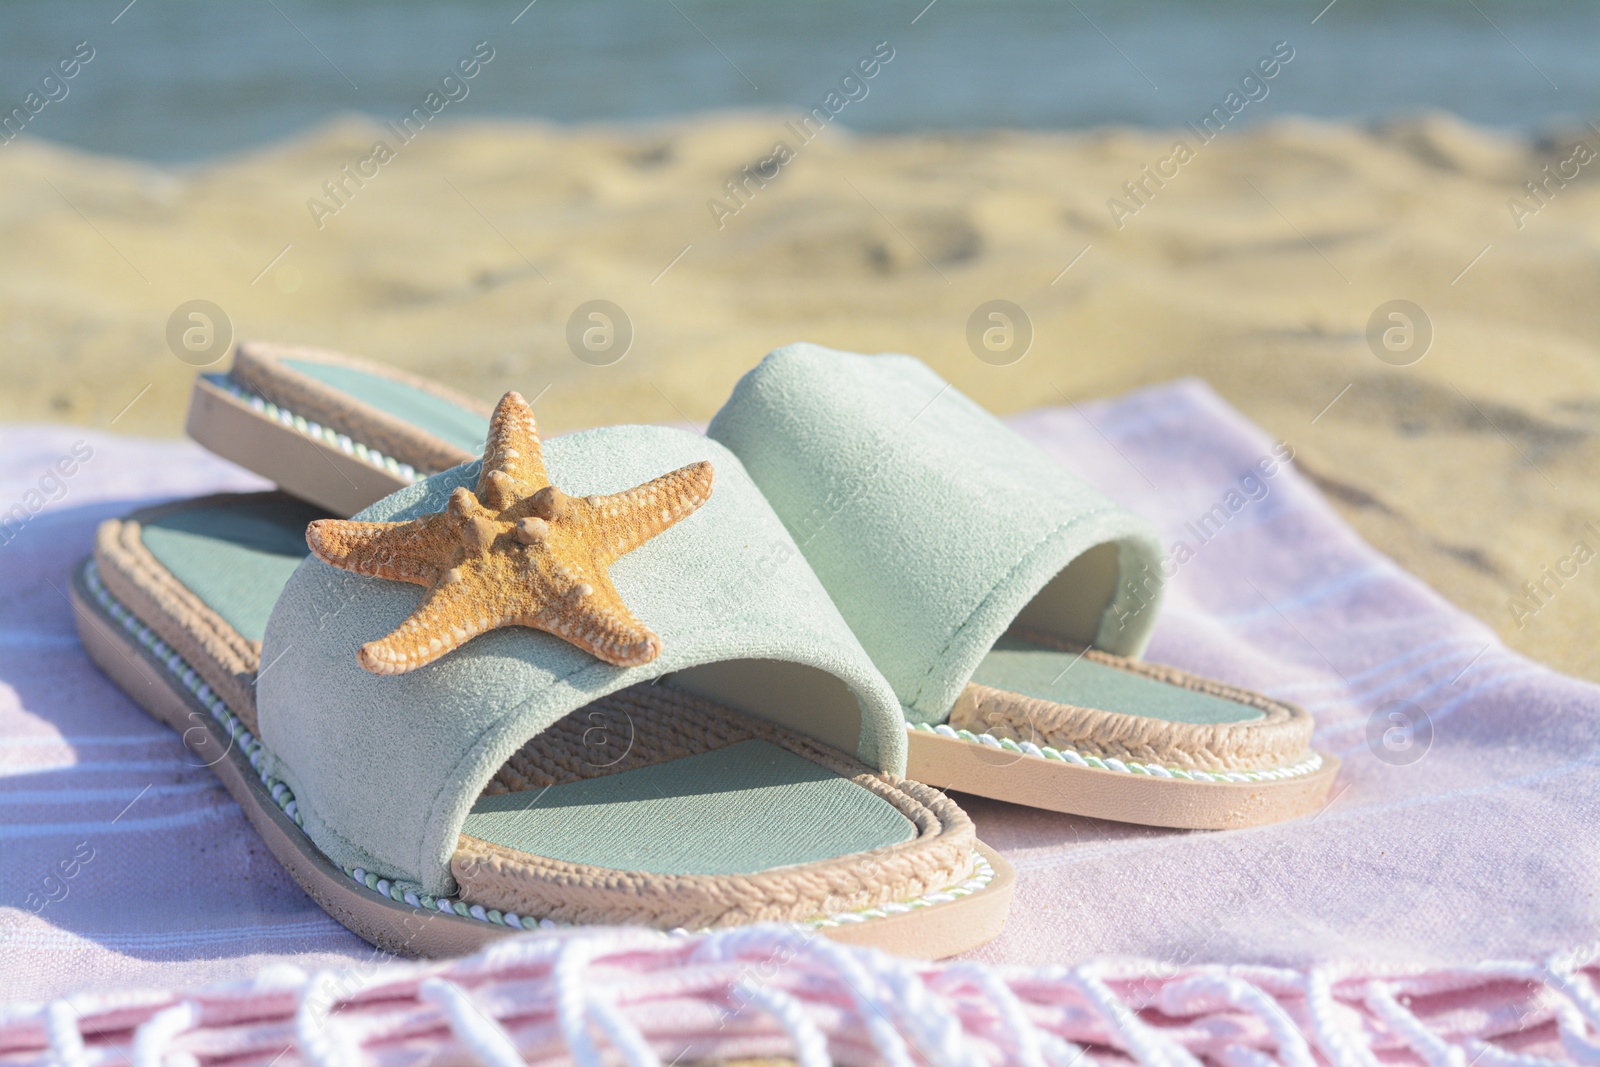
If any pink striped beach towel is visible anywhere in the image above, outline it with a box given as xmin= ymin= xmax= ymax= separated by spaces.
xmin=1 ymin=379 xmax=1595 ymax=1062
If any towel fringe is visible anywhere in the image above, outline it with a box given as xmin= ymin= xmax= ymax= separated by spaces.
xmin=8 ymin=926 xmax=1593 ymax=1066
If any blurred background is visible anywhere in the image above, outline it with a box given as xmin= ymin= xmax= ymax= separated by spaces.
xmin=2 ymin=0 xmax=1596 ymax=677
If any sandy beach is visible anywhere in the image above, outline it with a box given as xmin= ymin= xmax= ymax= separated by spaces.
xmin=2 ymin=112 xmax=1595 ymax=680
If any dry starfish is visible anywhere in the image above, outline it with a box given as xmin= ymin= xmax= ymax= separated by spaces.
xmin=305 ymin=390 xmax=713 ymax=674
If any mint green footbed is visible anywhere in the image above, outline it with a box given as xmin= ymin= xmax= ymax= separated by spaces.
xmin=978 ymin=636 xmax=1261 ymax=725
xmin=281 ymin=358 xmax=489 ymax=456
xmin=137 ymin=500 xmax=915 ymax=874
xmin=463 ymin=740 xmax=914 ymax=875
xmin=140 ymin=496 xmax=329 ymax=644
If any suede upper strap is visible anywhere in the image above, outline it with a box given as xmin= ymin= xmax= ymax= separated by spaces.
xmin=707 ymin=344 xmax=1166 ymax=725
xmin=257 ymin=425 xmax=905 ymax=897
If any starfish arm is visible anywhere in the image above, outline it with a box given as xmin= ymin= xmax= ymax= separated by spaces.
xmin=356 ymin=577 xmax=501 ymax=675
xmin=305 ymin=515 xmax=457 ymax=586
xmin=478 ymin=390 xmax=549 ymax=509
xmin=579 ymin=460 xmax=715 ymax=563
xmin=529 ymin=571 xmax=662 ymax=667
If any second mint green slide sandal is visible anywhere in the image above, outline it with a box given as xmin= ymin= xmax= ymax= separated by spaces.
xmin=707 ymin=344 xmax=1337 ymax=829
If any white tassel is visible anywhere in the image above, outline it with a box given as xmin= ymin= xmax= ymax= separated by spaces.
xmin=419 ymin=978 xmax=526 ymax=1067
xmin=132 ymin=1001 xmax=199 ymax=1067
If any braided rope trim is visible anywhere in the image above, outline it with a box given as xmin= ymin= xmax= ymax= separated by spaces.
xmin=207 ymin=374 xmax=422 ymax=484
xmin=342 ymin=852 xmax=996 ymax=933
xmin=85 ymin=563 xmax=306 ymax=827
xmin=84 ymin=562 xmax=996 ymax=934
xmin=910 ymin=721 xmax=1326 ymax=782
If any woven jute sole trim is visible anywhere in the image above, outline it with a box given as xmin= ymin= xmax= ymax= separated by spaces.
xmin=911 ymin=722 xmax=1326 ymax=783
xmin=452 ymin=687 xmax=977 ymax=929
xmin=904 ymin=725 xmax=1339 ymax=830
xmin=92 ymin=495 xmax=279 ymax=734
xmin=72 ymin=560 xmax=1013 ymax=957
xmin=228 ymin=340 xmax=489 ymax=476
xmin=83 ymin=499 xmax=983 ymax=934
xmin=950 ymin=629 xmax=1317 ymax=773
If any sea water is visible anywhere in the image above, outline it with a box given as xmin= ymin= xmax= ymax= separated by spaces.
xmin=1 ymin=0 xmax=1595 ymax=161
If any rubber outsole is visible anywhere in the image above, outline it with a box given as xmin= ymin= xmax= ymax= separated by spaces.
xmin=186 ymin=374 xmax=422 ymax=518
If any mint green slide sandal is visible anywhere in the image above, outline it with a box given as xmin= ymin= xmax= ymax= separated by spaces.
xmin=182 ymin=341 xmax=1336 ymax=829
xmin=76 ymin=399 xmax=1014 ymax=958
xmin=706 ymin=344 xmax=1337 ymax=829
xmin=186 ymin=341 xmax=492 ymax=517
